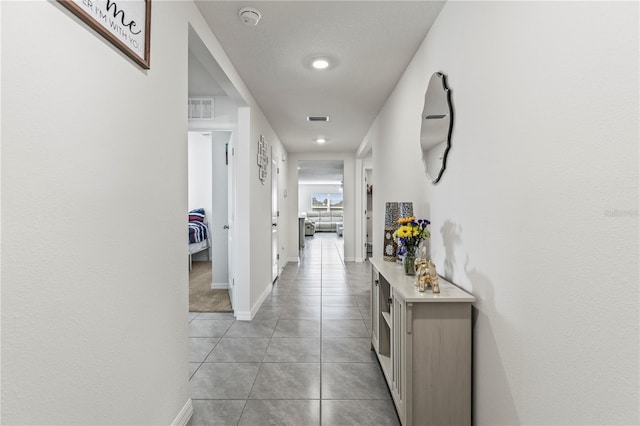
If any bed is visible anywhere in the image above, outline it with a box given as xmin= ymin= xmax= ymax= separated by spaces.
xmin=188 ymin=208 xmax=211 ymax=271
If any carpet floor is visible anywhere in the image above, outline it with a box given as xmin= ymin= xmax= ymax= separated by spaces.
xmin=189 ymin=261 xmax=233 ymax=313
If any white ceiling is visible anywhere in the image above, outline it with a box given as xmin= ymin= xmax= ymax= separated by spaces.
xmin=298 ymin=160 xmax=344 ymax=184
xmin=194 ymin=1 xmax=445 ymax=153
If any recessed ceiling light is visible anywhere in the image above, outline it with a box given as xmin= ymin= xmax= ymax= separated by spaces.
xmin=316 ymin=138 xmax=326 ymax=144
xmin=312 ymin=58 xmax=330 ymax=70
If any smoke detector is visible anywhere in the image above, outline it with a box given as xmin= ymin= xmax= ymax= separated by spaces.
xmin=239 ymin=7 xmax=261 ymax=26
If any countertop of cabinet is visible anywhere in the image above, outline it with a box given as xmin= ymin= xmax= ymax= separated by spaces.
xmin=370 ymin=257 xmax=476 ymax=303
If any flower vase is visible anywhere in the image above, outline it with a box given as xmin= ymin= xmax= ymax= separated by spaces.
xmin=404 ymin=251 xmax=417 ymax=276
xmin=383 ymin=202 xmax=413 ymax=262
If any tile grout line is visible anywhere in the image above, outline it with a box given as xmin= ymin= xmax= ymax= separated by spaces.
xmin=235 ymin=304 xmax=280 ymax=425
xmin=319 ymin=236 xmax=324 ymax=425
xmin=190 ymin=236 xmax=377 ymax=424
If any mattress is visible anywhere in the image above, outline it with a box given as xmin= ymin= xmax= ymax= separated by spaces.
xmin=188 ymin=240 xmax=209 ymax=255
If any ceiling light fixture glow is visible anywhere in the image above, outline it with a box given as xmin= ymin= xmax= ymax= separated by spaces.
xmin=316 ymin=138 xmax=326 ymax=144
xmin=312 ymin=58 xmax=330 ymax=69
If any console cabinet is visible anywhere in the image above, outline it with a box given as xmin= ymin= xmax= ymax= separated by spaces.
xmin=370 ymin=258 xmax=475 ymax=426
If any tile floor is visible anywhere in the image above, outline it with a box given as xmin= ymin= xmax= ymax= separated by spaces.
xmin=187 ymin=233 xmax=399 ymax=425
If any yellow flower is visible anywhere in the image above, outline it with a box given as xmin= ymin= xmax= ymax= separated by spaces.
xmin=397 ymin=226 xmax=412 ymax=238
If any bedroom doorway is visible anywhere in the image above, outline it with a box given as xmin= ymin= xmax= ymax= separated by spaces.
xmin=187 ymin=130 xmax=234 ymax=312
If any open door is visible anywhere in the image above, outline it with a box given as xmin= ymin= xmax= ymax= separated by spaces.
xmin=227 ymin=133 xmax=236 ymax=309
xmin=209 ymin=132 xmax=231 ymax=291
xmin=271 ymin=150 xmax=279 ymax=283
xmin=365 ymin=169 xmax=373 ymax=260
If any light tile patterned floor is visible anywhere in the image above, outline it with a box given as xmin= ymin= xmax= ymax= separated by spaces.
xmin=188 ymin=233 xmax=399 ymax=425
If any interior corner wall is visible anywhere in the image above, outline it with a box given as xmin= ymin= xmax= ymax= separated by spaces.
xmin=0 ymin=0 xmax=251 ymax=423
xmin=367 ymin=2 xmax=639 ymax=425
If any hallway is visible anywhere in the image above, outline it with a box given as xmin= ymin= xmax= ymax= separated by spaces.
xmin=187 ymin=233 xmax=399 ymax=425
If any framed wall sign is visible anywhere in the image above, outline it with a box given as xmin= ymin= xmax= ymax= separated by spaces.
xmin=58 ymin=0 xmax=151 ymax=69
xmin=257 ymin=135 xmax=269 ymax=184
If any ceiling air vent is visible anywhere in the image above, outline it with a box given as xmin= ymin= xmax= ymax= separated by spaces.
xmin=188 ymin=98 xmax=214 ymax=120
xmin=307 ymin=116 xmax=330 ymax=122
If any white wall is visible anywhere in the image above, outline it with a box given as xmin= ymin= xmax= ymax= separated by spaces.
xmin=188 ymin=95 xmax=238 ymax=131
xmin=362 ymin=2 xmax=639 ymax=424
xmin=298 ymin=183 xmax=343 ymax=213
xmin=188 ymin=131 xmax=213 ymax=225
xmin=187 ymin=131 xmax=215 ymax=263
xmin=247 ymin=110 xmax=288 ymax=313
xmin=1 ymin=1 xmax=196 ymax=423
xmin=1 ymin=0 xmax=288 ymax=423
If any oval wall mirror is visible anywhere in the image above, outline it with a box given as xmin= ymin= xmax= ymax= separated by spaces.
xmin=420 ymin=72 xmax=453 ymax=184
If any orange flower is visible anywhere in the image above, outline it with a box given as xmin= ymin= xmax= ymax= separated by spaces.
xmin=397 ymin=216 xmax=415 ymax=224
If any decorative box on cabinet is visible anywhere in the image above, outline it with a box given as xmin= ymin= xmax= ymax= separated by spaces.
xmin=370 ymin=258 xmax=475 ymax=426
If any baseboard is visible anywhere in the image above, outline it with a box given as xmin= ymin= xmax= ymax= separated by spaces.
xmin=288 ymin=257 xmax=300 ymax=263
xmin=172 ymin=399 xmax=193 ymax=426
xmin=344 ymin=257 xmax=355 ymax=262
xmin=235 ymin=281 xmax=273 ymax=321
xmin=251 ymin=282 xmax=274 ymax=317
xmin=211 ymin=282 xmax=229 ymax=289
xmin=235 ymin=310 xmax=252 ymax=321
xmin=355 ymin=257 xmax=365 ymax=263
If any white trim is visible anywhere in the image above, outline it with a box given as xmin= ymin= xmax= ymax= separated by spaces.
xmin=211 ymin=282 xmax=229 ymax=289
xmin=188 ymin=122 xmax=237 ymax=131
xmin=288 ymin=257 xmax=300 ymax=263
xmin=235 ymin=281 xmax=273 ymax=321
xmin=172 ymin=399 xmax=193 ymax=426
xmin=235 ymin=310 xmax=252 ymax=321
xmin=355 ymin=257 xmax=365 ymax=263
xmin=344 ymin=257 xmax=355 ymax=262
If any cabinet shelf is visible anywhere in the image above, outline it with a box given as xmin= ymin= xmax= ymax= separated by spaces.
xmin=381 ymin=311 xmax=391 ymax=328
xmin=370 ymin=257 xmax=475 ymax=426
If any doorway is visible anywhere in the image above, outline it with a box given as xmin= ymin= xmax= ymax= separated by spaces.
xmin=271 ymin=149 xmax=279 ymax=283
xmin=365 ymin=168 xmax=373 ymax=259
xmin=297 ymin=160 xmax=344 ymax=251
xmin=187 ymin=130 xmax=234 ymax=312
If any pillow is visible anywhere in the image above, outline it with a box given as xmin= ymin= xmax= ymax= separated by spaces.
xmin=189 ymin=208 xmax=205 ymax=222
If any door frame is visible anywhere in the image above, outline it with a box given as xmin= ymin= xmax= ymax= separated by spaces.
xmin=187 ymin=128 xmax=236 ymax=306
xmin=271 ymin=148 xmax=279 ymax=283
